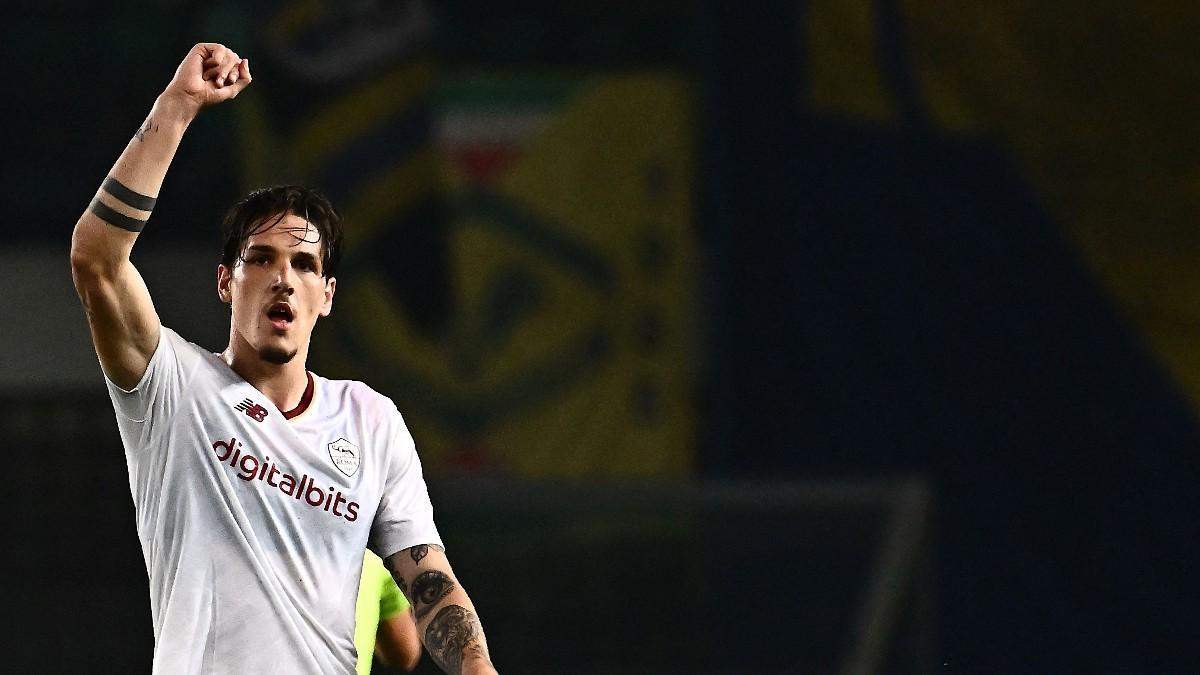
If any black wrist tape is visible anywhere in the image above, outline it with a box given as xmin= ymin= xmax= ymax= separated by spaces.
xmin=89 ymin=198 xmax=147 ymax=232
xmin=102 ymin=176 xmax=157 ymax=211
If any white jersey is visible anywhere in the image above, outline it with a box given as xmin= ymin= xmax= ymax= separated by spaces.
xmin=105 ymin=326 xmax=441 ymax=674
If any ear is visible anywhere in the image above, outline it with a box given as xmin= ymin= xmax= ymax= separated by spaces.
xmin=320 ymin=277 xmax=336 ymax=317
xmin=217 ymin=264 xmax=233 ymax=304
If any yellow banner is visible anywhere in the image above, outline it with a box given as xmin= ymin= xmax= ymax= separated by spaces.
xmin=310 ymin=73 xmax=697 ymax=477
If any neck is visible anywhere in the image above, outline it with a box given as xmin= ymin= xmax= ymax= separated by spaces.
xmin=221 ymin=334 xmax=311 ymax=412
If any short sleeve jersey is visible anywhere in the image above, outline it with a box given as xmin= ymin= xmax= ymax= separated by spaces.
xmin=106 ymin=326 xmax=441 ymax=674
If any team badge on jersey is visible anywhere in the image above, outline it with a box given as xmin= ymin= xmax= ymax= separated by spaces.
xmin=327 ymin=438 xmax=361 ymax=477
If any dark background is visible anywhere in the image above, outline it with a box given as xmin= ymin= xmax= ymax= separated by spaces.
xmin=5 ymin=1 xmax=1200 ymax=673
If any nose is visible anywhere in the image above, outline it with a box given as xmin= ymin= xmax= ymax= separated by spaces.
xmin=271 ymin=263 xmax=296 ymax=296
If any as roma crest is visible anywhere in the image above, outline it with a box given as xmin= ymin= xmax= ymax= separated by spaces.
xmin=327 ymin=438 xmax=361 ymax=477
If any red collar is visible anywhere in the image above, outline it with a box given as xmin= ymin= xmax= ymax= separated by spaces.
xmin=283 ymin=372 xmax=315 ymax=420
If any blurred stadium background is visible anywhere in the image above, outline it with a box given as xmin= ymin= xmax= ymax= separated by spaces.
xmin=5 ymin=1 xmax=1200 ymax=672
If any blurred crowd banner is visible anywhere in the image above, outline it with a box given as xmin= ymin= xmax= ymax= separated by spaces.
xmin=807 ymin=0 xmax=1200 ymax=408
xmin=334 ymin=72 xmax=698 ymax=477
xmin=232 ymin=9 xmax=698 ymax=477
xmin=420 ymin=72 xmax=698 ymax=477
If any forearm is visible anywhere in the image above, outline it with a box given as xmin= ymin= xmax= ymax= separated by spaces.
xmin=70 ymin=94 xmax=195 ymax=273
xmin=107 ymin=94 xmax=193 ymax=213
xmin=386 ymin=546 xmax=496 ymax=675
xmin=375 ymin=612 xmax=422 ymax=671
xmin=417 ymin=588 xmax=492 ymax=675
xmin=72 ymin=40 xmax=250 ymax=272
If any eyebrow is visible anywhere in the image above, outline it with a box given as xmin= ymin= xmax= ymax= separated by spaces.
xmin=292 ymin=251 xmax=321 ymax=269
xmin=244 ymin=245 xmax=322 ymax=270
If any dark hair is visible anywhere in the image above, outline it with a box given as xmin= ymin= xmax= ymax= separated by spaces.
xmin=220 ymin=185 xmax=344 ymax=278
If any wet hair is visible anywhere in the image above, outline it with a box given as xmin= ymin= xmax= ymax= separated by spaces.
xmin=220 ymin=185 xmax=344 ymax=278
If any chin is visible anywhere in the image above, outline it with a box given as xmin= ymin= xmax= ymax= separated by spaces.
xmin=260 ymin=345 xmax=298 ymax=365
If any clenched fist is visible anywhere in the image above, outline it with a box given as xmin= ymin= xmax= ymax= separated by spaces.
xmin=160 ymin=43 xmax=252 ymax=118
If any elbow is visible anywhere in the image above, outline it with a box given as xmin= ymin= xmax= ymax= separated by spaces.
xmin=69 ymin=250 xmax=122 ymax=306
xmin=70 ymin=228 xmax=96 ymax=274
xmin=69 ymin=243 xmax=92 ymax=274
xmin=69 ymin=234 xmax=119 ymax=288
xmin=69 ymin=247 xmax=105 ymax=290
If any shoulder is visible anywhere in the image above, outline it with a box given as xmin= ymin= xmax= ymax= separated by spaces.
xmin=312 ymin=374 xmax=404 ymax=421
xmin=160 ymin=325 xmax=219 ymax=361
xmin=138 ymin=325 xmax=219 ymax=384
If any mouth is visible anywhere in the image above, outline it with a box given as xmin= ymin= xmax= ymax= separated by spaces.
xmin=266 ymin=302 xmax=295 ymax=331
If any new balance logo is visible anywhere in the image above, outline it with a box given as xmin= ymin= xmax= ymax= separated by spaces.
xmin=235 ymin=399 xmax=269 ymax=422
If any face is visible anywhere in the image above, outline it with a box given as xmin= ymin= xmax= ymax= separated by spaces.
xmin=217 ymin=213 xmax=336 ymax=365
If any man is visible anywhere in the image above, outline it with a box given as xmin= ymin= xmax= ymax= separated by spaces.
xmin=70 ymin=43 xmax=496 ymax=675
xmin=357 ymin=550 xmax=422 ymax=673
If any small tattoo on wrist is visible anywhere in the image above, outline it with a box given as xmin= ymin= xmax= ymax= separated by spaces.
xmin=134 ymin=116 xmax=158 ymax=142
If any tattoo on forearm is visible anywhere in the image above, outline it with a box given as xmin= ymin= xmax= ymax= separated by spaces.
xmin=102 ymin=176 xmax=157 ymax=211
xmin=410 ymin=570 xmax=456 ymax=619
xmin=134 ymin=115 xmax=158 ymax=142
xmin=425 ymin=605 xmax=488 ymax=675
xmin=88 ymin=199 xmax=146 ymax=232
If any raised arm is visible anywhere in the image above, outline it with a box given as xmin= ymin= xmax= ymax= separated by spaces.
xmin=384 ymin=545 xmax=497 ymax=675
xmin=70 ymin=43 xmax=251 ymax=389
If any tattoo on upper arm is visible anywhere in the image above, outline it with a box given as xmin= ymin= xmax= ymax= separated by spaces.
xmin=410 ymin=544 xmax=429 ymax=564
xmin=385 ymin=544 xmax=450 ymax=606
xmin=383 ymin=556 xmax=408 ymax=598
xmin=410 ymin=570 xmax=456 ymax=619
xmin=425 ymin=605 xmax=487 ymax=675
xmin=409 ymin=542 xmax=444 ymax=565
